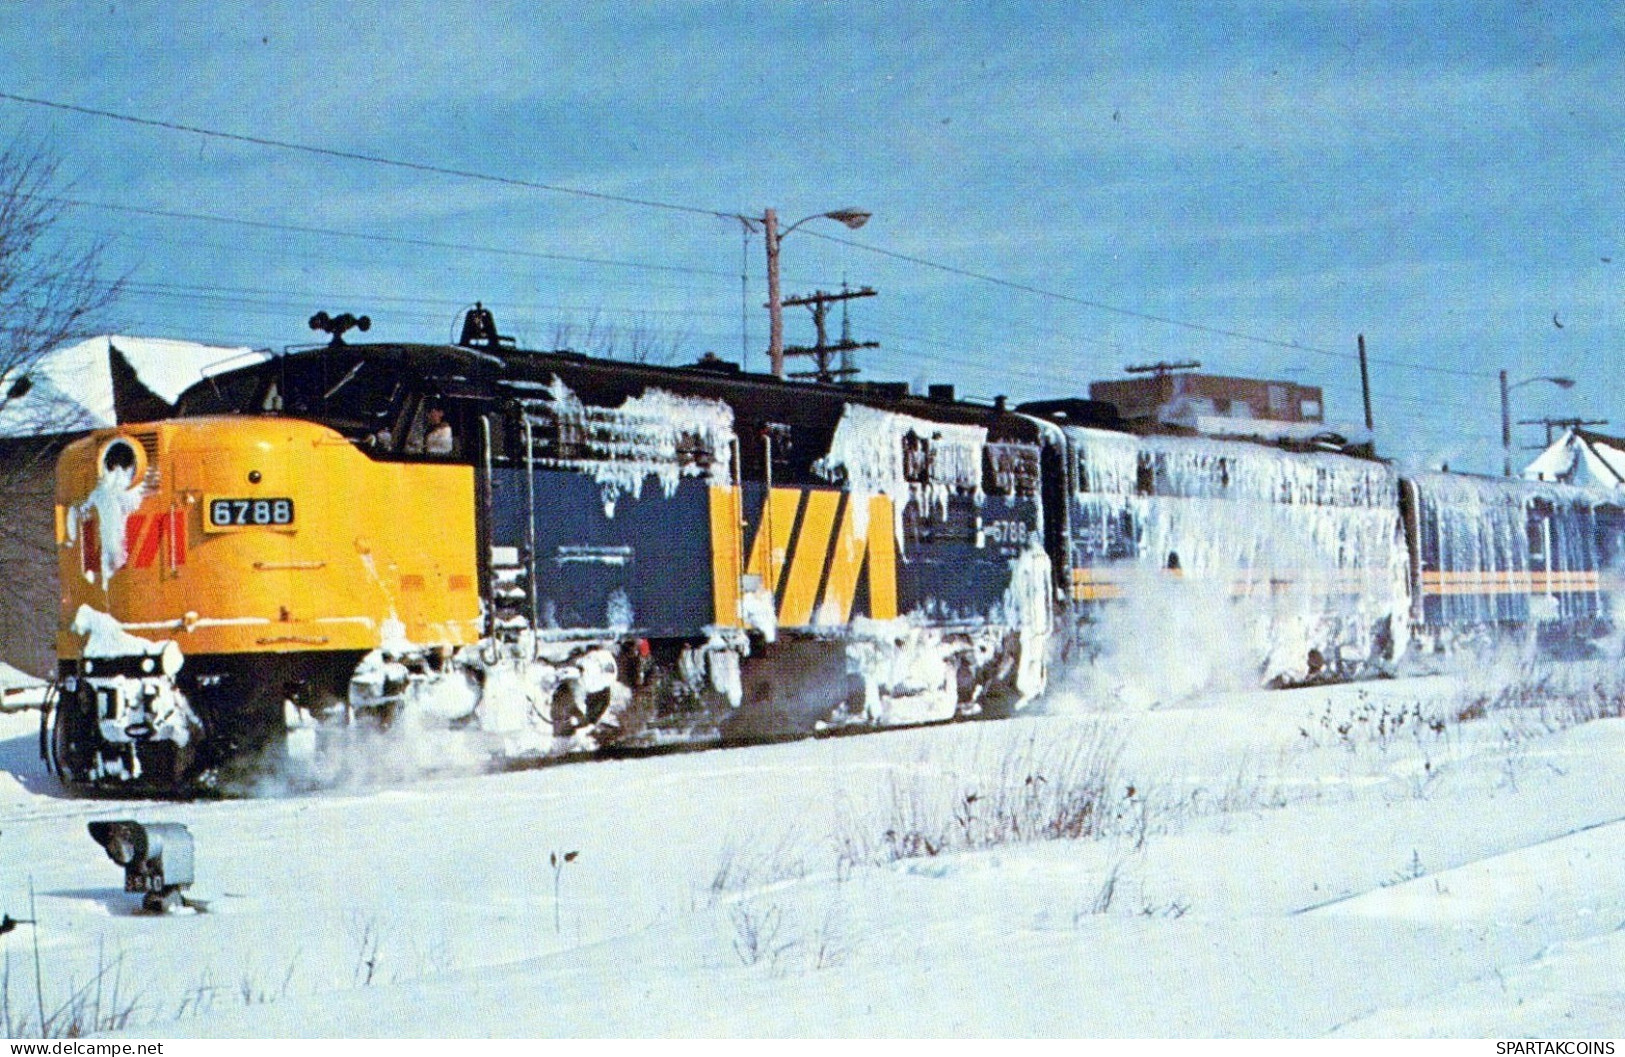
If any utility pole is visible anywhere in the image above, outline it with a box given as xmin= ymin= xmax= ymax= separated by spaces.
xmin=1357 ymin=334 xmax=1374 ymax=432
xmin=1501 ymin=370 xmax=1576 ymax=476
xmin=1500 ymin=369 xmax=1512 ymax=476
xmin=1517 ymin=416 xmax=1609 ymax=447
xmin=738 ymin=219 xmax=753 ymax=369
xmin=782 ymin=285 xmax=878 ymax=383
xmin=1125 ymin=360 xmax=1201 ymax=415
xmin=755 ymin=207 xmax=872 ymax=378
xmin=764 ymin=207 xmax=783 ymax=377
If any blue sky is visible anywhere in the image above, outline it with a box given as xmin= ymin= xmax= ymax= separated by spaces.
xmin=3 ymin=2 xmax=1621 ymax=472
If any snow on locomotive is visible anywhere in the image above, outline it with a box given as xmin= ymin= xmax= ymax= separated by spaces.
xmin=49 ymin=310 xmax=1053 ymax=789
xmin=1029 ymin=414 xmax=1620 ymax=690
xmin=46 ymin=305 xmax=1624 ymax=792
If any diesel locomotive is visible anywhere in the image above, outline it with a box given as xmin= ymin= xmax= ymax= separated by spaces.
xmin=45 ymin=307 xmax=1624 ymax=791
xmin=48 ymin=309 xmax=1053 ymax=788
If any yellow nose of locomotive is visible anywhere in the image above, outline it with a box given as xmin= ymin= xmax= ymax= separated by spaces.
xmin=57 ymin=416 xmax=481 ymax=660
xmin=51 ymin=415 xmax=482 ymax=785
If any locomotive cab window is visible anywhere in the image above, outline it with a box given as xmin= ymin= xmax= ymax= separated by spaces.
xmin=1527 ymin=502 xmax=1553 ymax=567
xmin=400 ymin=396 xmax=463 ymax=457
xmin=213 ymin=354 xmax=414 ymax=445
xmin=297 ymin=360 xmax=406 ymax=437
xmin=178 ymin=368 xmax=264 ymax=416
xmin=902 ymin=430 xmax=931 ymax=484
xmin=1136 ymin=452 xmax=1156 ymax=496
xmin=1598 ymin=505 xmax=1625 ymax=569
xmin=275 ymin=353 xmax=357 ymax=415
xmin=324 ymin=362 xmax=405 ymax=435
xmin=763 ymin=421 xmax=793 ymax=478
xmin=985 ymin=442 xmax=1039 ymax=497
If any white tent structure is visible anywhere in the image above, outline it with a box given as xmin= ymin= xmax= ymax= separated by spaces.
xmin=0 ymin=335 xmax=266 ymax=439
xmin=1522 ymin=428 xmax=1625 ymax=490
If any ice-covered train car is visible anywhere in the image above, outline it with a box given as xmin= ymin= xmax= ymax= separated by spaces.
xmin=48 ymin=312 xmax=1054 ymax=790
xmin=1031 ymin=415 xmax=1410 ymax=685
xmin=1400 ymin=472 xmax=1624 ymax=656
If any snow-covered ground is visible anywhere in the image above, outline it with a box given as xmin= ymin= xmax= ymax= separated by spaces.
xmin=0 ymin=664 xmax=49 ymax=713
xmin=1 ymin=661 xmax=1622 ymax=1038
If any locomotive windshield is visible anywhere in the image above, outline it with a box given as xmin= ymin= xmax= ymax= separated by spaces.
xmin=176 ymin=351 xmax=407 ymax=438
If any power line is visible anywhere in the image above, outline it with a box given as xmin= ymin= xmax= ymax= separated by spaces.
xmin=103 ymin=273 xmax=1517 ymax=433
xmin=103 ymin=267 xmax=1510 ymax=417
xmin=808 ymin=229 xmax=1497 ymax=382
xmin=63 ymin=223 xmax=735 ymax=315
xmin=866 ymin=311 xmax=1501 ymax=416
xmin=0 ymin=91 xmax=1514 ymax=385
xmin=99 ymin=254 xmax=1529 ymax=416
xmin=113 ymin=277 xmax=739 ymax=317
xmin=51 ymin=196 xmax=733 ymax=279
xmin=104 ymin=280 xmax=744 ymax=347
xmin=0 ymin=91 xmax=735 ymax=221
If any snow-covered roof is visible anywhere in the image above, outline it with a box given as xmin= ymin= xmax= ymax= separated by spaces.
xmin=1522 ymin=428 xmax=1625 ymax=489
xmin=0 ymin=335 xmax=267 ymax=439
xmin=1190 ymin=415 xmax=1372 ymax=448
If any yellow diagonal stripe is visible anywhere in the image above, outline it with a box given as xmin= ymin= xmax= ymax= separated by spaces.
xmin=743 ymin=487 xmax=803 ymax=598
xmin=780 ymin=490 xmax=840 ymax=627
xmin=708 ymin=485 xmax=744 ymax=627
xmin=821 ymin=494 xmax=897 ymax=623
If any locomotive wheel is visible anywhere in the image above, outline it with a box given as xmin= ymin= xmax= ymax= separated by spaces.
xmin=550 ymin=683 xmax=579 ymax=737
xmin=49 ymin=702 xmax=76 ymax=784
xmin=977 ymin=681 xmax=1023 ymax=720
xmin=721 ymin=640 xmax=849 ymax=740
xmin=49 ymin=689 xmax=97 ymax=787
xmin=583 ymin=687 xmax=612 ymax=726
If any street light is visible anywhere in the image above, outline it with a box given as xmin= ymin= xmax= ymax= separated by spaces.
xmin=759 ymin=207 xmax=871 ymax=378
xmin=1500 ymin=370 xmax=1576 ymax=476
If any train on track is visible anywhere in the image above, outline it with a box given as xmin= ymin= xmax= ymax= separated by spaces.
xmin=42 ymin=307 xmax=1625 ymax=792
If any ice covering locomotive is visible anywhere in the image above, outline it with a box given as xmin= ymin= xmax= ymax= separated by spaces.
xmin=45 ymin=308 xmax=1625 ymax=790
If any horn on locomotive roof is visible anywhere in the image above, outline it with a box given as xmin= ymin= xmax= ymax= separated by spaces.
xmin=457 ymin=302 xmax=515 ymax=350
xmin=309 ymin=311 xmax=371 ymax=347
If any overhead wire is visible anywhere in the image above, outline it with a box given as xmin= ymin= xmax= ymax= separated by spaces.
xmin=95 ymin=263 xmax=1507 ymax=420
xmin=49 ymin=196 xmax=734 ymax=278
xmin=0 ymin=89 xmax=1508 ymax=393
xmin=110 ymin=278 xmax=741 ymax=321
xmin=805 ymin=229 xmax=1498 ymax=381
xmin=0 ymin=91 xmax=738 ymax=221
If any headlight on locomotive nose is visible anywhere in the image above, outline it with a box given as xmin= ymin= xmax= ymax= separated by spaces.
xmin=96 ymin=436 xmax=146 ymax=483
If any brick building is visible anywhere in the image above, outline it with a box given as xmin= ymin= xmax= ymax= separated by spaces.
xmin=1088 ymin=371 xmax=1324 ymax=434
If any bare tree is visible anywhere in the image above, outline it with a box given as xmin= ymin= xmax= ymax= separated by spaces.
xmin=547 ymin=310 xmax=694 ymax=366
xmin=621 ymin=315 xmax=695 ymax=365
xmin=0 ymin=138 xmax=123 ymax=422
xmin=0 ymin=138 xmax=124 ymax=676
